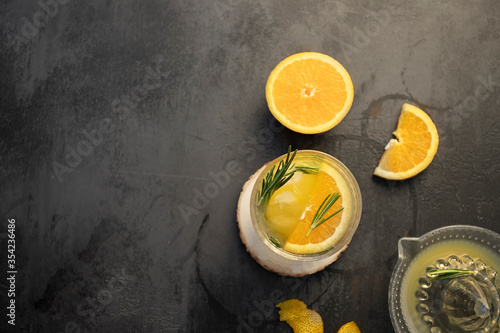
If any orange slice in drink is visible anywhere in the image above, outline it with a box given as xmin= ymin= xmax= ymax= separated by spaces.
xmin=283 ymin=165 xmax=351 ymax=254
xmin=277 ymin=299 xmax=324 ymax=333
xmin=374 ymin=103 xmax=439 ymax=180
xmin=266 ymin=52 xmax=354 ymax=134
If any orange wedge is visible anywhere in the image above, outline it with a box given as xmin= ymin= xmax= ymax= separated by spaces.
xmin=277 ymin=299 xmax=324 ymax=333
xmin=337 ymin=321 xmax=361 ymax=333
xmin=374 ymin=103 xmax=439 ymax=180
xmin=283 ymin=165 xmax=351 ymax=254
xmin=266 ymin=52 xmax=354 ymax=134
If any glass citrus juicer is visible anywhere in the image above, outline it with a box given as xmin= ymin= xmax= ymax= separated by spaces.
xmin=389 ymin=225 xmax=500 ymax=333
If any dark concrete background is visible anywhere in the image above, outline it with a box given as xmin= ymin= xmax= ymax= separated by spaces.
xmin=1 ymin=0 xmax=499 ymax=332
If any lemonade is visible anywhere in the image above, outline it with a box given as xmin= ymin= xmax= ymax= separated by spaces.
xmin=258 ymin=158 xmax=348 ymax=255
xmin=263 ymin=169 xmax=317 ymax=246
xmin=238 ymin=149 xmax=361 ymax=275
xmin=250 ymin=149 xmax=362 ymax=257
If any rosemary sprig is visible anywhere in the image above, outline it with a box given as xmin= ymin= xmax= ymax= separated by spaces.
xmin=257 ymin=146 xmax=297 ymax=207
xmin=306 ymin=193 xmax=344 ymax=237
xmin=428 ymin=268 xmax=477 ymax=281
xmin=293 ymin=164 xmax=319 ymax=174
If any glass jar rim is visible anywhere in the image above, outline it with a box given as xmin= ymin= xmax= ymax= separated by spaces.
xmin=249 ymin=149 xmax=362 ymax=261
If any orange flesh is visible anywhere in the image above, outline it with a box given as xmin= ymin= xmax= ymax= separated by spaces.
xmin=285 ymin=170 xmax=343 ymax=247
xmin=272 ymin=59 xmax=349 ymax=128
xmin=380 ymin=110 xmax=433 ymax=172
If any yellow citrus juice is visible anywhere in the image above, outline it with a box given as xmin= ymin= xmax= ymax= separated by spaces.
xmin=254 ymin=151 xmax=360 ymax=256
xmin=263 ymin=160 xmax=319 ymax=245
xmin=400 ymin=239 xmax=500 ymax=332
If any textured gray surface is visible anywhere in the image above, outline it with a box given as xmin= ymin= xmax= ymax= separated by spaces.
xmin=1 ymin=0 xmax=500 ymax=332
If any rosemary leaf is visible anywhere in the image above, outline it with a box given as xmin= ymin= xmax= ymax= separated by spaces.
xmin=293 ymin=164 xmax=319 ymax=174
xmin=306 ymin=193 xmax=344 ymax=237
xmin=257 ymin=146 xmax=297 ymax=207
xmin=268 ymin=235 xmax=282 ymax=248
xmin=428 ymin=268 xmax=477 ymax=281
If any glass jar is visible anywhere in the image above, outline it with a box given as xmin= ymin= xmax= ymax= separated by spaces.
xmin=238 ymin=150 xmax=362 ymax=276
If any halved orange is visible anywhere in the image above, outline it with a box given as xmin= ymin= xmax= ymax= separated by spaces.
xmin=266 ymin=52 xmax=354 ymax=134
xmin=374 ymin=103 xmax=439 ymax=180
xmin=283 ymin=165 xmax=351 ymax=254
xmin=277 ymin=299 xmax=324 ymax=333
